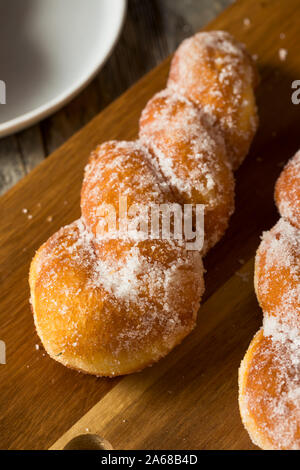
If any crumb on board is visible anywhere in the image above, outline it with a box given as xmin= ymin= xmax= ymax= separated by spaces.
xmin=235 ymin=271 xmax=250 ymax=283
xmin=279 ymin=48 xmax=288 ymax=61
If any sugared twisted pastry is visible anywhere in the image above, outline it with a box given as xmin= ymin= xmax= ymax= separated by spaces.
xmin=29 ymin=31 xmax=258 ymax=377
xmin=168 ymin=31 xmax=258 ymax=170
xmin=239 ymin=151 xmax=300 ymax=449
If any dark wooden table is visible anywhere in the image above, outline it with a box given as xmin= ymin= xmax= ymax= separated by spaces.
xmin=0 ymin=0 xmax=232 ymax=196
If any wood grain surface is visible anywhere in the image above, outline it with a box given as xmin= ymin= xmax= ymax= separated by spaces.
xmin=1 ymin=0 xmax=300 ymax=450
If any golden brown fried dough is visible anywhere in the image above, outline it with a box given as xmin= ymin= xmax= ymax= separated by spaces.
xmin=30 ymin=31 xmax=258 ymax=377
xmin=275 ymin=150 xmax=300 ymax=229
xmin=239 ymin=151 xmax=300 ymax=450
xmin=168 ymin=31 xmax=258 ymax=170
xmin=140 ymin=89 xmax=234 ymax=253
xmin=30 ymin=220 xmax=204 ymax=376
xmin=239 ymin=330 xmax=300 ymax=450
xmin=255 ymin=218 xmax=300 ymax=337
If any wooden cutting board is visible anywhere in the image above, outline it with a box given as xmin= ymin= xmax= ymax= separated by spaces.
xmin=1 ymin=0 xmax=300 ymax=450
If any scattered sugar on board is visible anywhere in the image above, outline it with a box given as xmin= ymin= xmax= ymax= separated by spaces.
xmin=279 ymin=48 xmax=288 ymax=61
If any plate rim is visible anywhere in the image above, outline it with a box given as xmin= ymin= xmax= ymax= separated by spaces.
xmin=0 ymin=0 xmax=127 ymax=138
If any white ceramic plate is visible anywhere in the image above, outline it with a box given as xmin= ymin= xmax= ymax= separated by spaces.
xmin=0 ymin=0 xmax=127 ymax=138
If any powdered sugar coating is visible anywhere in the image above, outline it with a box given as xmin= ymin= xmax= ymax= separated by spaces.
xmin=239 ymin=330 xmax=300 ymax=450
xmin=240 ymin=154 xmax=300 ymax=450
xmin=139 ymin=88 xmax=235 ymax=253
xmin=255 ymin=218 xmax=300 ymax=340
xmin=275 ymin=150 xmax=300 ymax=229
xmin=30 ymin=30 xmax=258 ymax=378
xmin=30 ymin=219 xmax=204 ymax=376
xmin=168 ymin=30 xmax=258 ymax=169
xmin=81 ymin=140 xmax=174 ymax=240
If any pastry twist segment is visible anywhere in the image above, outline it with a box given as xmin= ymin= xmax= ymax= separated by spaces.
xmin=30 ymin=31 xmax=258 ymax=376
xmin=239 ymin=151 xmax=300 ymax=449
